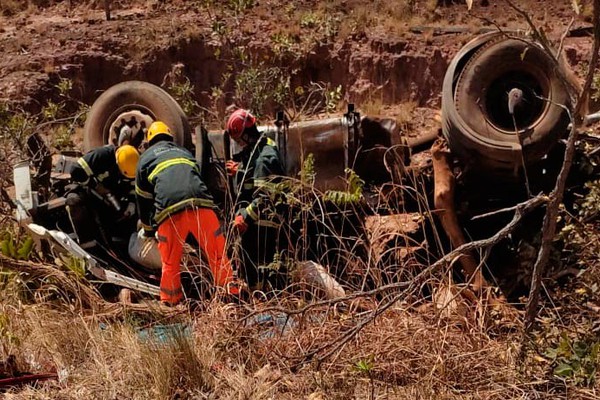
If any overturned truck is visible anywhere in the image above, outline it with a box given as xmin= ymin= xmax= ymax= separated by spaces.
xmin=13 ymin=32 xmax=588 ymax=301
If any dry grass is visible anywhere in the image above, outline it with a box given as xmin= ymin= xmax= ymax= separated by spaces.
xmin=3 ymin=287 xmax=597 ymax=399
xmin=360 ymin=97 xmax=386 ymax=116
xmin=2 ymin=235 xmax=600 ymax=399
xmin=2 ymin=171 xmax=599 ymax=398
xmin=1 ymin=1 xmax=599 ymax=398
xmin=394 ymin=101 xmax=418 ymax=132
xmin=0 ymin=0 xmax=36 ymax=16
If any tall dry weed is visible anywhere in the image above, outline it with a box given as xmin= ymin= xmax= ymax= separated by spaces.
xmin=1 ymin=266 xmax=599 ymax=399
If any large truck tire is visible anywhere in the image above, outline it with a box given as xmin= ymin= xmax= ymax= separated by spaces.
xmin=442 ymin=33 xmax=572 ymax=176
xmin=83 ymin=81 xmax=192 ymax=152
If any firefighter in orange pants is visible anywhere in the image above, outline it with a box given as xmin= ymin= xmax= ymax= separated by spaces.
xmin=135 ymin=121 xmax=237 ymax=305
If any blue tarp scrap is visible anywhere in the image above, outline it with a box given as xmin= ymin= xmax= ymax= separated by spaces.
xmin=246 ymin=312 xmax=297 ymax=340
xmin=136 ymin=323 xmax=192 ymax=344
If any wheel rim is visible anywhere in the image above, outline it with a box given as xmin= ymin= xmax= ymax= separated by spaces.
xmin=104 ymin=106 xmax=156 ymax=147
xmin=483 ymin=70 xmax=550 ymax=133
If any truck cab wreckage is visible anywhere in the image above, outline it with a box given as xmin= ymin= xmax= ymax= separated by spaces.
xmin=11 ymin=32 xmax=600 ymax=303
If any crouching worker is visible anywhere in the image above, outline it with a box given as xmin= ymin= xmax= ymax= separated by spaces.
xmin=68 ymin=143 xmax=140 ymax=247
xmin=225 ymin=109 xmax=286 ymax=291
xmin=135 ymin=121 xmax=238 ymax=305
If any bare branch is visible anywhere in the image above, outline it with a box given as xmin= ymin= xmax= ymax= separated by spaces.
xmin=557 ymin=17 xmax=576 ymax=57
xmin=505 ymin=0 xmax=583 ymax=103
xmin=523 ymin=0 xmax=600 ymax=332
xmin=241 ymin=194 xmax=547 ymax=365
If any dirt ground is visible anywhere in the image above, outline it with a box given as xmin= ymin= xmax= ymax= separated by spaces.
xmin=0 ymin=0 xmax=595 ymax=132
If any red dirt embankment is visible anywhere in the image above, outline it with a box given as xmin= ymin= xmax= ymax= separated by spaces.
xmin=0 ymin=1 xmax=592 ymax=124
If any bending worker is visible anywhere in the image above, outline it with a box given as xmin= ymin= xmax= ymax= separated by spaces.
xmin=135 ymin=121 xmax=237 ymax=305
xmin=68 ymin=142 xmax=140 ymax=247
xmin=225 ymin=109 xmax=286 ymax=290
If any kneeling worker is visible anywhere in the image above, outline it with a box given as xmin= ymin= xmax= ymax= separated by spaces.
xmin=135 ymin=121 xmax=237 ymax=305
xmin=69 ymin=142 xmax=140 ymax=246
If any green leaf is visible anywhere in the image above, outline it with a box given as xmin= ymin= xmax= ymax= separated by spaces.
xmin=16 ymin=236 xmax=34 ymax=260
xmin=544 ymin=347 xmax=559 ymax=360
xmin=558 ymin=334 xmax=572 ymax=357
xmin=554 ymin=363 xmax=574 ymax=377
xmin=573 ymin=341 xmax=589 ymax=359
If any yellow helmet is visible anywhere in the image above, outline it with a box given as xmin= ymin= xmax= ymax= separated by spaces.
xmin=115 ymin=145 xmax=140 ymax=179
xmin=147 ymin=121 xmax=173 ymax=144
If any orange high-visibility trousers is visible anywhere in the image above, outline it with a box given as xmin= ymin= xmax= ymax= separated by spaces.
xmin=156 ymin=207 xmax=233 ymax=304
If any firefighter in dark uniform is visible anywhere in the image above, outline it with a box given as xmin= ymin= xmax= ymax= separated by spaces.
xmin=68 ymin=143 xmax=139 ymax=247
xmin=225 ymin=109 xmax=286 ymax=291
xmin=135 ymin=121 xmax=237 ymax=305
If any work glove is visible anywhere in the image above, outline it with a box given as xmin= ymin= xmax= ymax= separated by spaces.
xmin=123 ymin=202 xmax=137 ymax=218
xmin=225 ymin=160 xmax=240 ymax=177
xmin=232 ymin=214 xmax=248 ymax=234
xmin=138 ymin=227 xmax=156 ymax=241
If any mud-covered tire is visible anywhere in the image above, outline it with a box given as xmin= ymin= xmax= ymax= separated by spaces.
xmin=83 ymin=81 xmax=192 ymax=152
xmin=442 ymin=33 xmax=572 ymax=174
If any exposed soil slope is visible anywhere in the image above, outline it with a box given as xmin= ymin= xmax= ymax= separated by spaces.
xmin=0 ymin=0 xmax=593 ymax=127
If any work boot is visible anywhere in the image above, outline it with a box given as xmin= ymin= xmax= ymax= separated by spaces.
xmin=160 ymin=299 xmax=189 ymax=313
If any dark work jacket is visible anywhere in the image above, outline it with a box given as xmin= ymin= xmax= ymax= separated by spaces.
xmin=70 ymin=144 xmax=135 ymax=200
xmin=135 ymin=140 xmax=214 ymax=232
xmin=232 ymin=135 xmax=285 ymax=226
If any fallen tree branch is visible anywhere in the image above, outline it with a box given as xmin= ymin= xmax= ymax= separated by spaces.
xmin=243 ymin=194 xmax=549 ymax=323
xmin=523 ymin=0 xmax=600 ymax=333
xmin=313 ymin=196 xmax=546 ymax=363
xmin=431 ymin=138 xmax=487 ymax=292
xmin=241 ymin=194 xmax=548 ymax=365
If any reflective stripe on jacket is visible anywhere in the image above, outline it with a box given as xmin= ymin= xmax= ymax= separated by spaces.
xmin=232 ymin=135 xmax=285 ymax=225
xmin=69 ymin=144 xmax=134 ymax=198
xmin=135 ymin=140 xmax=214 ymax=229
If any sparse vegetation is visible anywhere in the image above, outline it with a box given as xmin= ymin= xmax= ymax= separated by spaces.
xmin=395 ymin=100 xmax=418 ymax=132
xmin=544 ymin=333 xmax=600 ymax=386
xmin=163 ymin=67 xmax=201 ymax=118
xmin=323 ymin=168 xmax=365 ymax=206
xmin=2 ymin=1 xmax=600 ymax=399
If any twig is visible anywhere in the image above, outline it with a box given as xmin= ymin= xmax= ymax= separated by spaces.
xmin=557 ymin=17 xmax=575 ymax=57
xmin=523 ymin=0 xmax=600 ymax=332
xmin=249 ymin=195 xmax=546 ymax=365
xmin=505 ymin=0 xmax=582 ymax=98
xmin=34 ymin=112 xmax=87 ymax=131
xmin=471 ymin=200 xmax=540 ymax=220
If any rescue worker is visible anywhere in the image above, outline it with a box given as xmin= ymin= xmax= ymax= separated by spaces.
xmin=68 ymin=143 xmax=140 ymax=246
xmin=225 ymin=109 xmax=286 ymax=290
xmin=135 ymin=121 xmax=237 ymax=305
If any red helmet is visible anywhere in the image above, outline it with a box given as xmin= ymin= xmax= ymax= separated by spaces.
xmin=226 ymin=109 xmax=256 ymax=139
